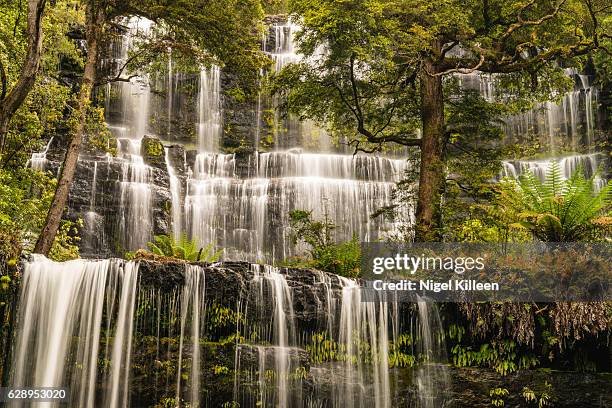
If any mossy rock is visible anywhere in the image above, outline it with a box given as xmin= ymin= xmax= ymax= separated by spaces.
xmin=141 ymin=135 xmax=166 ymax=169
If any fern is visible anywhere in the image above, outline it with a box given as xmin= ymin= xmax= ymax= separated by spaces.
xmin=145 ymin=234 xmax=222 ymax=262
xmin=513 ymin=161 xmax=611 ymax=241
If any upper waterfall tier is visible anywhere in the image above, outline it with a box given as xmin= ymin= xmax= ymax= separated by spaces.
xmin=24 ymin=18 xmax=606 ymax=262
xmin=183 ymin=149 xmax=410 ymax=261
xmin=255 ymin=149 xmax=408 ymax=181
xmin=501 ymin=152 xmax=608 ymax=191
xmin=458 ymin=68 xmax=600 ymax=151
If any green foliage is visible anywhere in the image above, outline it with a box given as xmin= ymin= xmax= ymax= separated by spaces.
xmin=490 ymin=387 xmax=509 ymax=407
xmin=144 ymin=234 xmax=222 ymax=262
xmin=307 ymin=330 xmax=419 ymax=369
xmin=261 ymin=0 xmax=288 ymax=14
xmin=388 ymin=333 xmax=417 ymax=368
xmin=506 ymin=162 xmax=612 ymax=241
xmin=0 ymin=0 xmax=82 ymax=168
xmin=286 ymin=209 xmax=361 ymax=278
xmin=86 ymin=106 xmax=116 ymax=155
xmin=522 ymin=381 xmax=555 ymax=407
xmin=111 ymin=0 xmax=266 ymax=100
xmin=142 ymin=137 xmax=163 ymax=158
xmin=306 ymin=332 xmax=340 ymax=364
xmin=451 ymin=340 xmax=540 ymax=376
xmin=0 ymin=167 xmax=79 ymax=261
xmin=212 ymin=365 xmax=230 ymax=375
xmin=47 ymin=219 xmax=82 ymax=261
xmin=277 ymin=0 xmax=604 ymax=150
xmin=206 ymin=303 xmax=243 ymax=331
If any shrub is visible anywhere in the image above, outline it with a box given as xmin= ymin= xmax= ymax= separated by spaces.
xmin=287 ymin=209 xmax=361 ymax=278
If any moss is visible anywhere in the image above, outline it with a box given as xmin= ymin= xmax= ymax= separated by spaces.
xmin=141 ymin=136 xmax=166 ymax=168
xmin=225 ymin=87 xmax=247 ymax=104
xmin=142 ymin=136 xmax=164 ymax=157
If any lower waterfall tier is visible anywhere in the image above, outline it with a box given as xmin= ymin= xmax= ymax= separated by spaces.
xmin=2 ymin=257 xmax=609 ymax=408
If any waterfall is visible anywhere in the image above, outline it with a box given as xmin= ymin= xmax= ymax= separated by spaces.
xmin=28 ymin=136 xmax=54 ymax=171
xmin=167 ymin=54 xmax=173 ymax=138
xmin=255 ymin=265 xmax=297 ymax=408
xmin=175 ymin=265 xmax=206 ymax=406
xmin=104 ymin=262 xmax=139 ymax=408
xmin=269 ymin=22 xmax=300 ymax=72
xmin=184 ymin=149 xmax=409 ymax=262
xmin=117 ymin=138 xmax=153 ymax=250
xmin=9 ymin=257 xmax=457 ymax=407
xmin=197 ymin=66 xmax=222 ymax=152
xmin=264 ymin=22 xmax=302 ymax=148
xmin=232 ymin=264 xmax=301 ymax=407
xmin=84 ymin=161 xmax=105 ymax=251
xmin=501 ymin=152 xmax=607 ymax=191
xmin=105 ymin=18 xmax=154 ymax=252
xmin=415 ymin=298 xmax=450 ymax=408
xmin=255 ymin=67 xmax=265 ymax=148
xmin=459 ymin=68 xmax=599 ymax=151
xmin=11 ymin=256 xmax=139 ymax=408
xmin=336 ymin=277 xmax=391 ymax=408
xmin=165 ymin=147 xmax=182 ymax=240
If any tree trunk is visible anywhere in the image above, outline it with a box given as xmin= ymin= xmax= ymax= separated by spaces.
xmin=415 ymin=57 xmax=445 ymax=242
xmin=33 ymin=4 xmax=104 ymax=255
xmin=0 ymin=0 xmax=47 ymax=155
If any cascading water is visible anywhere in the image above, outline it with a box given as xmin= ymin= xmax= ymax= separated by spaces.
xmin=252 ymin=265 xmax=297 ymax=408
xmin=415 ymin=298 xmax=451 ymax=408
xmin=197 ymin=66 xmax=222 ymax=152
xmin=490 ymin=68 xmax=599 ymax=149
xmin=28 ymin=136 xmax=54 ymax=171
xmin=83 ymin=161 xmax=106 ymax=251
xmin=184 ymin=148 xmax=409 ymax=261
xmin=75 ymin=18 xmax=410 ymax=262
xmin=104 ymin=18 xmax=155 ymax=251
xmin=501 ymin=152 xmax=607 ymax=191
xmin=103 ymin=262 xmax=139 ymax=408
xmin=459 ymin=68 xmax=607 ymax=188
xmin=9 ymin=256 xmax=455 ymax=407
xmin=11 ymin=256 xmax=139 ymax=408
xmin=165 ymin=147 xmax=182 ymax=240
xmin=264 ymin=22 xmax=304 ymax=148
xmin=175 ymin=265 xmax=206 ymax=407
xmin=335 ymin=277 xmax=391 ymax=408
xmin=117 ymin=138 xmax=153 ymax=250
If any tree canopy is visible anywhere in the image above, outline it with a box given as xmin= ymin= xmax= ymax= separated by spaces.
xmin=276 ymin=0 xmax=610 ymax=239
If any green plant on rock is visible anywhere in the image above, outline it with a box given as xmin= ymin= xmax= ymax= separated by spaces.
xmin=490 ymin=387 xmax=509 ymax=407
xmin=451 ymin=339 xmax=539 ymax=376
xmin=522 ymin=381 xmax=554 ymax=407
xmin=286 ymin=208 xmax=361 ymax=278
xmin=503 ymin=161 xmax=611 ymax=241
xmin=145 ymin=234 xmax=222 ymax=262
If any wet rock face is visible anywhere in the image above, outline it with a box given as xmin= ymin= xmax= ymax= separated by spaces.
xmin=220 ymin=69 xmax=259 ymax=152
xmin=44 ymin=149 xmax=172 ymax=257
